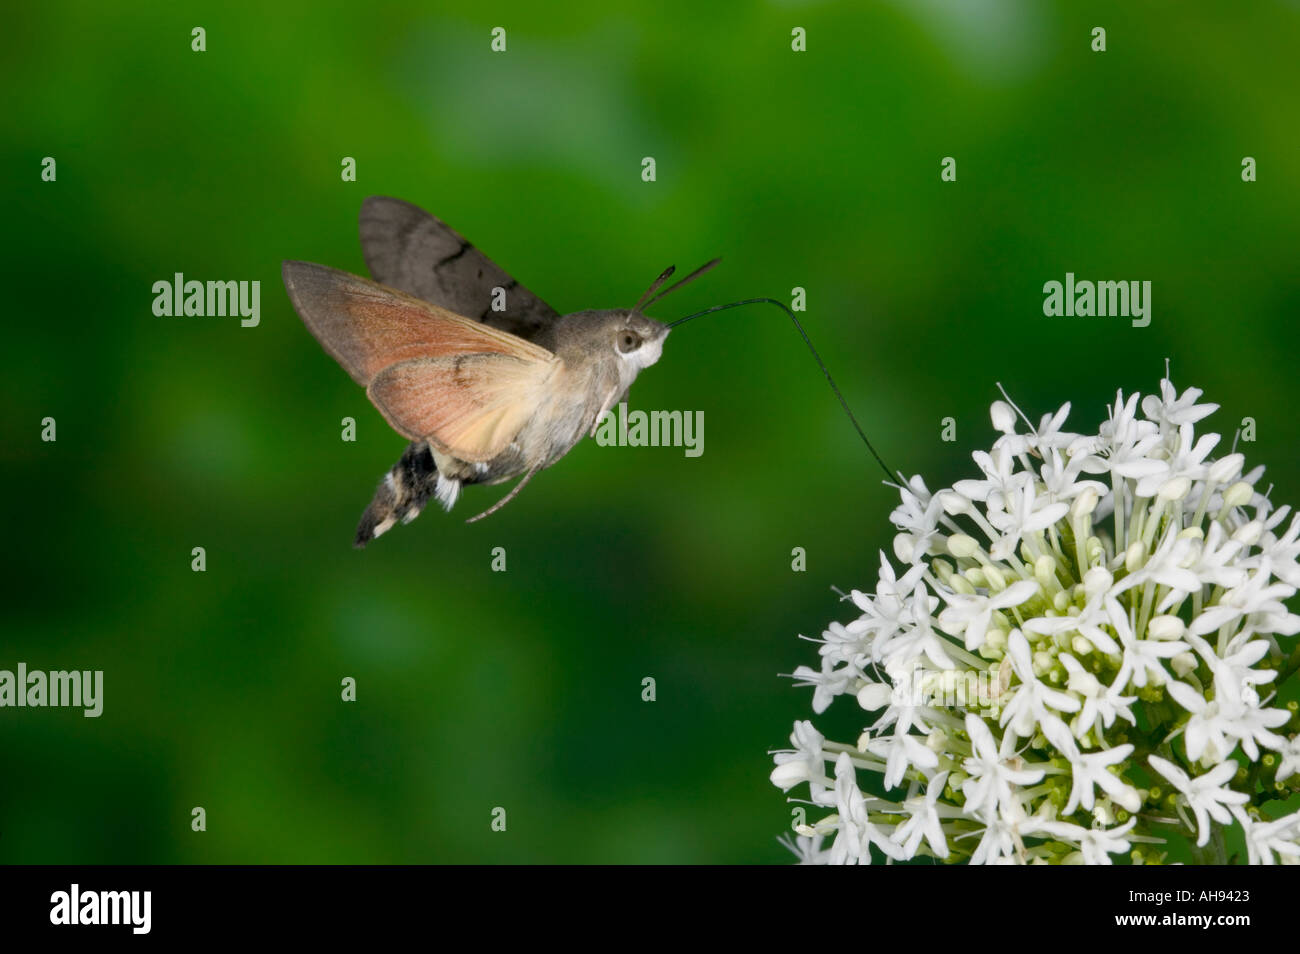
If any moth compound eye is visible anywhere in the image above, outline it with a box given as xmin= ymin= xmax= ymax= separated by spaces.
xmin=617 ymin=330 xmax=642 ymax=354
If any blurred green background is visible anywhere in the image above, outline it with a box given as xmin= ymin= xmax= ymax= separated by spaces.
xmin=2 ymin=0 xmax=1299 ymax=863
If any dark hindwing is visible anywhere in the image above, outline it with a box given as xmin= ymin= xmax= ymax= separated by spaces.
xmin=359 ymin=196 xmax=559 ymax=343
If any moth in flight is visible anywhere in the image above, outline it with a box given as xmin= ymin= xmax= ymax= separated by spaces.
xmin=283 ymin=197 xmax=717 ymax=546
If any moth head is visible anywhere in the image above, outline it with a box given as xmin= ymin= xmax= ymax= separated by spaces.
xmin=548 ymin=261 xmax=720 ymax=374
xmin=613 ymin=311 xmax=670 ymax=370
xmin=597 ymin=259 xmax=720 ymax=371
xmin=554 ymin=309 xmax=669 ymax=372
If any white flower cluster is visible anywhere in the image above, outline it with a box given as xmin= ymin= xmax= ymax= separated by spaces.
xmin=772 ymin=377 xmax=1300 ymax=864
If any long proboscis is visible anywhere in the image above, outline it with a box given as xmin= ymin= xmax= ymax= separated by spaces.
xmin=668 ymin=298 xmax=895 ymax=482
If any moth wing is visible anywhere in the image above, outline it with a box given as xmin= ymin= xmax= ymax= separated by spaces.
xmin=282 ymin=261 xmax=554 ymax=387
xmin=359 ymin=196 xmax=560 ymax=343
xmin=367 ymin=355 xmax=556 ymax=463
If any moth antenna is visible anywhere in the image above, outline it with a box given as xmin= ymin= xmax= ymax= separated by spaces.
xmin=668 ymin=298 xmax=895 ymax=482
xmin=642 ymin=257 xmax=722 ymax=310
xmin=465 ymin=464 xmax=541 ymax=524
xmin=633 ymin=265 xmax=677 ymax=314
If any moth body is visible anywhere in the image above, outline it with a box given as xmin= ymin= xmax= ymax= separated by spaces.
xmin=361 ymin=309 xmax=669 ymax=544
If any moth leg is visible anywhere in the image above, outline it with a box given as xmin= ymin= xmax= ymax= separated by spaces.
xmin=353 ymin=442 xmax=440 ymax=548
xmin=464 ymin=465 xmax=541 ymax=524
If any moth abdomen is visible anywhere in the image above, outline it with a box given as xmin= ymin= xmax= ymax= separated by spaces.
xmin=354 ymin=442 xmax=442 ymax=548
